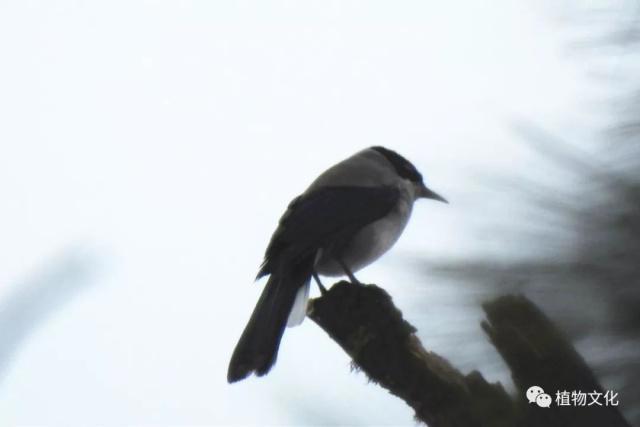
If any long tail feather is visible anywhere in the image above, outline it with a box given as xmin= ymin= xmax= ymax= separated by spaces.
xmin=227 ymin=263 xmax=311 ymax=383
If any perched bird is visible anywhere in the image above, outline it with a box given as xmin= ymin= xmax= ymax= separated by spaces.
xmin=227 ymin=146 xmax=447 ymax=383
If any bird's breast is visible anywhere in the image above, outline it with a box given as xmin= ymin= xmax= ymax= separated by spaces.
xmin=315 ymin=196 xmax=413 ymax=276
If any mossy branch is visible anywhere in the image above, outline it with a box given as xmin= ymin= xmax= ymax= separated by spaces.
xmin=307 ymin=282 xmax=630 ymax=427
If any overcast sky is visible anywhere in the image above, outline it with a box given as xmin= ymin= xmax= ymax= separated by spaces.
xmin=0 ymin=1 xmax=609 ymax=425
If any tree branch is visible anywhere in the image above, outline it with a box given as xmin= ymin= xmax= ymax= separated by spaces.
xmin=307 ymin=281 xmax=630 ymax=427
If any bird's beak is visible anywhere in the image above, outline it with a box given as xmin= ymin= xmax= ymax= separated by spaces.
xmin=418 ymin=184 xmax=448 ymax=203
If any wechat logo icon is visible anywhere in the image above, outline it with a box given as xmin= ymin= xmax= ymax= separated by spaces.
xmin=526 ymin=386 xmax=552 ymax=408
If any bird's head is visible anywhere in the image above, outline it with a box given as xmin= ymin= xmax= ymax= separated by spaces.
xmin=371 ymin=146 xmax=448 ymax=203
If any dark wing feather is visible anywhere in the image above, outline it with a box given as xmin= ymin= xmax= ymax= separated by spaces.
xmin=257 ymin=186 xmax=399 ymax=278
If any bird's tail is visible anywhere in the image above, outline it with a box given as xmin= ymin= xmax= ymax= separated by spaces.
xmin=227 ymin=263 xmax=312 ymax=383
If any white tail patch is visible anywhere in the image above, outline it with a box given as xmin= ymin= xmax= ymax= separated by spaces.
xmin=286 ymin=280 xmax=310 ymax=327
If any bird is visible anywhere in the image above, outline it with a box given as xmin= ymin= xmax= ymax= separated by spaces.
xmin=227 ymin=146 xmax=447 ymax=383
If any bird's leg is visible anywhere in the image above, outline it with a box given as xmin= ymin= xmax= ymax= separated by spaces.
xmin=312 ymin=271 xmax=327 ymax=295
xmin=336 ymin=258 xmax=361 ymax=285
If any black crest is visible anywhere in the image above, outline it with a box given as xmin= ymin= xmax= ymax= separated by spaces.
xmin=371 ymin=146 xmax=423 ymax=183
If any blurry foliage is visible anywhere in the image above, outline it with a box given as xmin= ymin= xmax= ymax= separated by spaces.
xmin=427 ymin=3 xmax=640 ymax=424
xmin=0 ymin=249 xmax=100 ymax=382
xmin=431 ymin=122 xmax=640 ymax=421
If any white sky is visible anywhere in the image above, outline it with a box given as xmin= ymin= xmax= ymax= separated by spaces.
xmin=0 ymin=1 xmax=601 ymax=425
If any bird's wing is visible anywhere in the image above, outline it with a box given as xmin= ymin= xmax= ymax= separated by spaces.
xmin=257 ymin=185 xmax=400 ymax=277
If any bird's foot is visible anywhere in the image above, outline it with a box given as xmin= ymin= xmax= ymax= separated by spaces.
xmin=313 ymin=272 xmax=328 ymax=295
